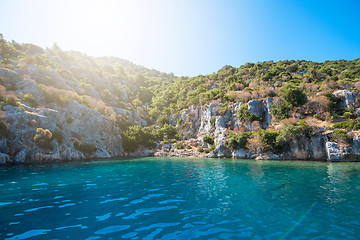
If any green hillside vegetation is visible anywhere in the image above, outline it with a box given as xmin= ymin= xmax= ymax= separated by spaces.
xmin=1 ymin=33 xmax=360 ymax=154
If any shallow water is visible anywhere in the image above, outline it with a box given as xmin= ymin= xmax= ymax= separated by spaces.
xmin=1 ymin=158 xmax=360 ymax=240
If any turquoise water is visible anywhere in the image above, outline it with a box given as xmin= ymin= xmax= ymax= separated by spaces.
xmin=1 ymin=158 xmax=360 ymax=240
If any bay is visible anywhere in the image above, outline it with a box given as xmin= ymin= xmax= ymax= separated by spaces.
xmin=1 ymin=158 xmax=360 ymax=239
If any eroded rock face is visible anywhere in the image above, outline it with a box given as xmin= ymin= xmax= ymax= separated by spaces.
xmin=232 ymin=148 xmax=252 ymax=159
xmin=178 ymin=105 xmax=201 ymax=139
xmin=324 ymin=135 xmax=360 ymax=161
xmin=326 ymin=142 xmax=344 ymax=161
xmin=247 ymin=99 xmax=273 ymax=129
xmin=288 ymin=135 xmax=328 ymax=160
xmin=198 ymin=103 xmax=217 ymax=135
xmin=0 ymin=99 xmax=127 ymax=163
xmin=248 ymin=100 xmax=265 ymax=119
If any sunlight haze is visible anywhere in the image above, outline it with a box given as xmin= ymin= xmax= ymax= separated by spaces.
xmin=1 ymin=0 xmax=360 ymax=76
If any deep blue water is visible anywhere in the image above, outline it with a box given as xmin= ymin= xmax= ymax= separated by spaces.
xmin=1 ymin=158 xmax=360 ymax=240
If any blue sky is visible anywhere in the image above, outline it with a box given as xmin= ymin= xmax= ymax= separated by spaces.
xmin=0 ymin=0 xmax=360 ymax=77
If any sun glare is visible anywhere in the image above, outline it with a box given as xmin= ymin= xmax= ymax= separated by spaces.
xmin=49 ymin=0 xmax=152 ymax=57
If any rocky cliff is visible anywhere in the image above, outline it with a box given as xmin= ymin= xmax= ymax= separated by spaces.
xmin=0 ymin=66 xmax=148 ymax=164
xmin=165 ymin=93 xmax=360 ymax=162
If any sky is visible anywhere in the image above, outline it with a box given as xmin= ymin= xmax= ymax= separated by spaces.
xmin=0 ymin=0 xmax=360 ymax=77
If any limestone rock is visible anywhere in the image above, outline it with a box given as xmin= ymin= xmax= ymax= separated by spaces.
xmin=326 ymin=142 xmax=343 ymax=161
xmin=247 ymin=98 xmax=273 ymax=129
xmin=232 ymin=148 xmax=252 ymax=159
xmin=256 ymin=153 xmax=281 ymax=160
xmin=248 ymin=100 xmax=265 ymax=119
xmin=14 ymin=149 xmax=28 ymax=163
xmin=289 ymin=135 xmax=327 ymax=160
xmin=333 ymin=90 xmax=357 ymax=109
xmin=198 ymin=103 xmax=218 ymax=134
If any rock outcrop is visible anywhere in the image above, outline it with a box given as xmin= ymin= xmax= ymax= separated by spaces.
xmin=332 ymin=90 xmax=357 ymax=109
xmin=325 ymin=135 xmax=360 ymax=162
xmin=287 ymin=135 xmax=328 ymax=160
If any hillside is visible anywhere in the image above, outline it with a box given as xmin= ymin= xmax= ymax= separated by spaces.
xmin=0 ymin=34 xmax=360 ymax=163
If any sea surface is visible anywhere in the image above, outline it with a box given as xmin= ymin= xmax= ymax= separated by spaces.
xmin=1 ymin=158 xmax=360 ymax=240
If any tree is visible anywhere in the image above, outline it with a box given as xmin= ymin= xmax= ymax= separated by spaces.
xmin=203 ymin=135 xmax=214 ymax=145
xmin=270 ymin=100 xmax=291 ymax=120
xmin=279 ymin=83 xmax=307 ymax=106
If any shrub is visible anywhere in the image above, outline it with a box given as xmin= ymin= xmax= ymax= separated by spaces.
xmin=174 ymin=142 xmax=184 ymax=149
xmin=198 ymin=148 xmax=204 ymax=153
xmin=333 ymin=118 xmax=360 ymax=130
xmin=225 ymin=132 xmax=251 ymax=150
xmin=246 ymin=136 xmax=267 ymax=154
xmin=257 ymin=129 xmax=279 ymax=150
xmin=22 ymin=94 xmax=37 ymax=106
xmin=41 ymin=86 xmax=77 ymax=107
xmin=209 ymin=145 xmax=216 ymax=151
xmin=279 ymin=83 xmax=307 ymax=106
xmin=6 ymin=95 xmax=20 ymax=107
xmin=161 ymin=124 xmax=178 ymax=139
xmin=203 ymin=135 xmax=214 ymax=145
xmin=73 ymin=140 xmax=97 ymax=154
xmin=276 ymin=124 xmax=301 ymax=144
xmin=304 ymin=96 xmax=330 ymax=117
xmin=276 ymin=120 xmax=313 ymax=144
xmin=34 ymin=128 xmax=53 ymax=149
xmin=218 ymin=102 xmax=228 ymax=115
xmin=186 ymin=145 xmax=192 ymax=150
xmin=331 ymin=130 xmax=352 ymax=144
xmin=270 ymin=101 xmax=290 ymax=120
xmin=121 ymin=125 xmax=158 ymax=152
xmin=343 ymin=112 xmax=354 ymax=119
xmin=156 ymin=115 xmax=169 ymax=127
xmin=223 ymin=92 xmax=238 ymax=102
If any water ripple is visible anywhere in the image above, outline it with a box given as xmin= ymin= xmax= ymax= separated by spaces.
xmin=24 ymin=206 xmax=53 ymax=212
xmin=136 ymin=222 xmax=180 ymax=231
xmin=95 ymin=225 xmax=130 ymax=234
xmin=5 ymin=229 xmax=51 ymax=240
xmin=96 ymin=213 xmax=111 ymax=221
xmin=123 ymin=206 xmax=178 ymax=219
xmin=99 ymin=197 xmax=127 ymax=204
